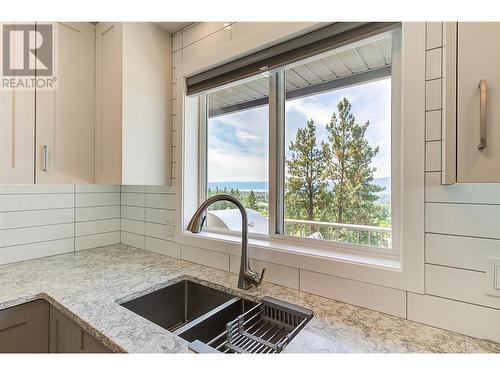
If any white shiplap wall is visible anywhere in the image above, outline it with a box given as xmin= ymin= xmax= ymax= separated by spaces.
xmin=0 ymin=185 xmax=120 ymax=265
xmin=407 ymin=23 xmax=500 ymax=343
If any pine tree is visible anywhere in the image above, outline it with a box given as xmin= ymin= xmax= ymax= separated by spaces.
xmin=285 ymin=119 xmax=328 ymax=221
xmin=247 ymin=190 xmax=258 ymax=210
xmin=322 ymin=98 xmax=383 ymax=225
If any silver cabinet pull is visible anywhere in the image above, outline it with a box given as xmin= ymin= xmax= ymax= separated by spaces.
xmin=478 ymin=79 xmax=487 ymax=150
xmin=42 ymin=145 xmax=49 ymax=172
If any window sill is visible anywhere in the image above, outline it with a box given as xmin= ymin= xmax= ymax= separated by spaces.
xmin=181 ymin=229 xmax=401 ymax=272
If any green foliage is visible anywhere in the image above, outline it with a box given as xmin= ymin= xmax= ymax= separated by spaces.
xmin=285 ymin=119 xmax=328 ymax=221
xmin=246 ymin=190 xmax=258 ymax=210
xmin=321 ymin=97 xmax=384 ymax=226
xmin=285 ymin=97 xmax=389 ymax=229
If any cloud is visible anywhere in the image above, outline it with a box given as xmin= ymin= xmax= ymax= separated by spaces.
xmin=207 ymin=77 xmax=393 ymax=182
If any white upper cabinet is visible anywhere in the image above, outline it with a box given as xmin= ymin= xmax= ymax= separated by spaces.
xmin=0 ymin=23 xmax=35 ymax=184
xmin=95 ymin=22 xmax=172 ymax=185
xmin=444 ymin=22 xmax=500 ymax=183
xmin=36 ymin=22 xmax=95 ymax=184
xmin=0 ymin=85 xmax=35 ymax=184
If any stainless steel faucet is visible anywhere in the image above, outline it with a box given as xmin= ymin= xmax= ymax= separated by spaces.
xmin=186 ymin=194 xmax=266 ymax=290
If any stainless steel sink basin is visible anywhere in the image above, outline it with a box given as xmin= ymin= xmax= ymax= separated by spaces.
xmin=120 ymin=280 xmax=237 ymax=332
xmin=120 ymin=280 xmax=312 ymax=353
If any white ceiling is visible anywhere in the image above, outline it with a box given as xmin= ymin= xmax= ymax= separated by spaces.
xmin=153 ymin=22 xmax=192 ymax=34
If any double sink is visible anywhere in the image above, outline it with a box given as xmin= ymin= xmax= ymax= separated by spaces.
xmin=120 ymin=279 xmax=312 ymax=353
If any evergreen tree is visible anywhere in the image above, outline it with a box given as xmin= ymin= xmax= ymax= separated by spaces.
xmin=322 ymin=98 xmax=383 ymax=225
xmin=247 ymin=190 xmax=258 ymax=210
xmin=285 ymin=119 xmax=328 ymax=221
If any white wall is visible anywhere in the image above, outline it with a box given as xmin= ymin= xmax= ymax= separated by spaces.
xmin=0 ymin=185 xmax=121 ymax=265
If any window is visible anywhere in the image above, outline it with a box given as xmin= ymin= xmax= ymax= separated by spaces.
xmin=199 ymin=27 xmax=400 ymax=253
xmin=204 ymin=75 xmax=270 ymax=235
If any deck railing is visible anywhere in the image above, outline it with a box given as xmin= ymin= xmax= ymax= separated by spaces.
xmin=284 ymin=219 xmax=392 ymax=248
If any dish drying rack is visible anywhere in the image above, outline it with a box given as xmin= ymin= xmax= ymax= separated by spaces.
xmin=189 ymin=296 xmax=313 ymax=353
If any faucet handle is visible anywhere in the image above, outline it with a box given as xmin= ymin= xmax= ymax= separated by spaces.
xmin=254 ymin=268 xmax=266 ymax=286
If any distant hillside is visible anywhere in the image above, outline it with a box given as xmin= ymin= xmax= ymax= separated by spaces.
xmin=208 ymin=177 xmax=391 ymax=201
xmin=208 ymin=181 xmax=268 ymax=192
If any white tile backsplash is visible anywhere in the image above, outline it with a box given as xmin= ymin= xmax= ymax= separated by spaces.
xmin=0 ymin=185 xmax=121 ymax=264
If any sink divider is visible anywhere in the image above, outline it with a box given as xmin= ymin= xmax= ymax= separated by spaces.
xmin=172 ymin=296 xmax=242 ymax=337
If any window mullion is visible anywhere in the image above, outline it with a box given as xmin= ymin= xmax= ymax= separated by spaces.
xmin=268 ymin=71 xmax=285 ymax=235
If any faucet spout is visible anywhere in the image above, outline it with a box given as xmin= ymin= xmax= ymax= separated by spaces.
xmin=186 ymin=194 xmax=265 ymax=290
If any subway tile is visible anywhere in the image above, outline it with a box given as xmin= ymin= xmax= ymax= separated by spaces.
xmin=426 ymin=23 xmax=442 ymax=50
xmin=0 ymin=208 xmax=74 ymax=230
xmin=121 ymin=231 xmax=145 ymax=249
xmin=181 ymin=245 xmax=229 ymax=271
xmin=426 ymin=202 xmax=500 ymax=239
xmin=75 ymin=185 xmax=119 ymax=193
xmin=76 ymin=193 xmax=120 ymax=207
xmin=0 ymin=223 xmax=74 ymax=248
xmin=121 ymin=192 xmax=145 ymax=207
xmin=425 ymin=79 xmax=442 ymax=111
xmin=425 ymin=141 xmax=442 ymax=172
xmin=76 ymin=205 xmax=120 ymax=222
xmin=76 ymin=218 xmax=120 ymax=236
xmin=0 ymin=194 xmax=73 ymax=212
xmin=425 ymin=110 xmax=441 ymax=141
xmin=0 ymin=185 xmax=73 ymax=194
xmin=145 ymin=193 xmax=176 ymax=209
xmin=0 ymin=238 xmax=74 ymax=265
xmin=426 ymin=171 xmax=500 ymax=204
xmin=300 ymin=270 xmax=407 ymax=318
xmin=145 ymin=208 xmax=175 ymax=225
xmin=120 ymin=185 xmax=145 ymax=193
xmin=145 ymin=222 xmax=172 ymax=240
xmin=75 ymin=232 xmax=120 ymax=251
xmin=426 ymin=233 xmax=500 ymax=272
xmin=121 ymin=206 xmax=145 ymax=221
xmin=230 ymin=255 xmax=299 ymax=289
xmin=145 ymin=237 xmax=181 ymax=259
xmin=426 ymin=48 xmax=442 ymax=81
xmin=121 ymin=218 xmax=145 ymax=235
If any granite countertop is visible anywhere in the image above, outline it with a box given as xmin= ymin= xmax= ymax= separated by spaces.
xmin=0 ymin=244 xmax=499 ymax=353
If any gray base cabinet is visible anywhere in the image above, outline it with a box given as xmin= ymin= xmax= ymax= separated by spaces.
xmin=49 ymin=305 xmax=110 ymax=353
xmin=0 ymin=300 xmax=49 ymax=353
xmin=0 ymin=300 xmax=111 ymax=353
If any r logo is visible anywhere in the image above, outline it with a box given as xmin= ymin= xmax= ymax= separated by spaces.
xmin=2 ymin=24 xmax=53 ymax=76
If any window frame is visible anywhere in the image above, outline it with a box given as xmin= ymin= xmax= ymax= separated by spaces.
xmin=199 ymin=27 xmax=402 ymax=257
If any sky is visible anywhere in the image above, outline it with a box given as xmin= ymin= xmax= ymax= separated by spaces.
xmin=207 ymin=77 xmax=392 ymax=184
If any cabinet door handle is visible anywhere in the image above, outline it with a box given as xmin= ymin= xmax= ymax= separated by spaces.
xmin=478 ymin=79 xmax=487 ymax=150
xmin=42 ymin=145 xmax=49 ymax=172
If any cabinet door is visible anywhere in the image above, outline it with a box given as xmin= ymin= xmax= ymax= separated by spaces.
xmin=457 ymin=23 xmax=500 ymax=182
xmin=95 ymin=22 xmax=123 ymax=184
xmin=0 ymin=23 xmax=35 ymax=184
xmin=49 ymin=305 xmax=111 ymax=353
xmin=36 ymin=22 xmax=95 ymax=184
xmin=0 ymin=300 xmax=49 ymax=353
